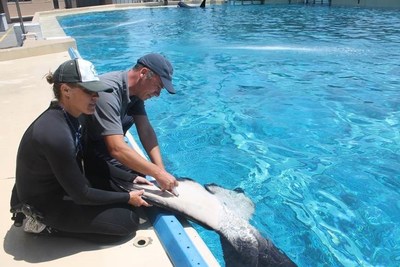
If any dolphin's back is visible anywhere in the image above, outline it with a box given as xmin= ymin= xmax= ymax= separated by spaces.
xmin=126 ymin=178 xmax=297 ymax=266
xmin=177 ymin=0 xmax=206 ymax=8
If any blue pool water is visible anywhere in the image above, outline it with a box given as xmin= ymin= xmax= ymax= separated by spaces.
xmin=58 ymin=4 xmax=400 ymax=266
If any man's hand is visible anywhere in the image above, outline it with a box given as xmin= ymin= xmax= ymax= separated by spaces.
xmin=154 ymin=170 xmax=179 ymax=196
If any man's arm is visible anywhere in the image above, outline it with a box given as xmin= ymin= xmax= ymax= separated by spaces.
xmin=103 ymin=134 xmax=177 ymax=192
xmin=133 ymin=114 xmax=165 ymax=169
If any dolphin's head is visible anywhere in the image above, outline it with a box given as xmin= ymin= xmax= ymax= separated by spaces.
xmin=218 ymin=211 xmax=296 ymax=267
xmin=255 ymin=231 xmax=297 ymax=267
xmin=219 ymin=227 xmax=297 ymax=267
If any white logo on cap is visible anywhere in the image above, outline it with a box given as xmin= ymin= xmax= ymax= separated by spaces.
xmin=77 ymin=58 xmax=100 ymax=82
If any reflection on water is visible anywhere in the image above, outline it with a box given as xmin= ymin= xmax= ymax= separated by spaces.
xmin=59 ymin=5 xmax=400 ymax=267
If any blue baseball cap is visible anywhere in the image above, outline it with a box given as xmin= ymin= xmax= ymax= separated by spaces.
xmin=137 ymin=53 xmax=176 ymax=94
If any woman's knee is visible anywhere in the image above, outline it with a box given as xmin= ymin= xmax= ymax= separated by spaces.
xmin=109 ymin=209 xmax=140 ymax=236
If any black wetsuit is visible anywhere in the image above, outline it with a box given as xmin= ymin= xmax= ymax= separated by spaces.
xmin=11 ymin=101 xmax=139 ymax=237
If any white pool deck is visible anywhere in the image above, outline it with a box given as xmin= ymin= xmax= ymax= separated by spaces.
xmin=0 ymin=3 xmax=220 ymax=267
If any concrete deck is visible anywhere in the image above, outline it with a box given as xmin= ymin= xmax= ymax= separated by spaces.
xmin=0 ymin=3 xmax=219 ymax=267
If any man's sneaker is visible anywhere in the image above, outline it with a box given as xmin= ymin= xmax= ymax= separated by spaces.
xmin=23 ymin=216 xmax=47 ymax=234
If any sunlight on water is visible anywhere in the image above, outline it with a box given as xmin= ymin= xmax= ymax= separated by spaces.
xmin=224 ymin=45 xmax=363 ymax=54
xmin=59 ymin=4 xmax=400 ymax=267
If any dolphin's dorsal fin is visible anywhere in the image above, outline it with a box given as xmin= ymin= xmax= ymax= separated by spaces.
xmin=200 ymin=0 xmax=206 ymax=8
xmin=205 ymin=183 xmax=255 ymax=221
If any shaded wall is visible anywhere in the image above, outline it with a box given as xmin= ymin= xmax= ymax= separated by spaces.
xmin=102 ymin=0 xmax=400 ymax=8
xmin=275 ymin=0 xmax=400 ymax=8
xmin=332 ymin=0 xmax=400 ymax=8
xmin=76 ymin=0 xmax=102 ymax=7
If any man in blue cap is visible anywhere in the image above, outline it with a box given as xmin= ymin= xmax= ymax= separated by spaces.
xmin=83 ymin=53 xmax=179 ymax=196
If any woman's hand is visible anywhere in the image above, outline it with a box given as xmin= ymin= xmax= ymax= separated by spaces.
xmin=128 ymin=189 xmax=151 ymax=207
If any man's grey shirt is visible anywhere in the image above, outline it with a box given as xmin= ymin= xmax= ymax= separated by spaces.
xmin=84 ymin=70 xmax=146 ymax=143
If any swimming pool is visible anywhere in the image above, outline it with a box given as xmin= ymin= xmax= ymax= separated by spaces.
xmin=58 ymin=4 xmax=400 ymax=266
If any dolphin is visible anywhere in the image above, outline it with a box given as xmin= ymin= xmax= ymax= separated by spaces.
xmin=112 ymin=176 xmax=297 ymax=267
xmin=178 ymin=0 xmax=206 ymax=8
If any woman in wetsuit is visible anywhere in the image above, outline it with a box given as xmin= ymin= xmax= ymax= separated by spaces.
xmin=10 ymin=58 xmax=151 ymax=239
